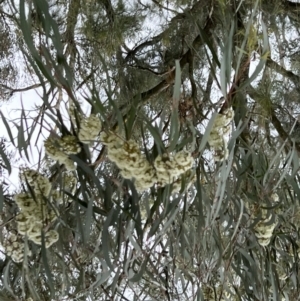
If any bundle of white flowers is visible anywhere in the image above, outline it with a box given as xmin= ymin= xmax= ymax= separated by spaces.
xmin=246 ymin=194 xmax=279 ymax=247
xmin=252 ymin=208 xmax=277 ymax=247
xmin=3 ymin=232 xmax=32 ymax=263
xmin=14 ymin=169 xmax=59 ymax=249
xmin=100 ymin=132 xmax=195 ymax=193
xmin=154 ymin=150 xmax=194 ymax=186
xmin=20 ymin=168 xmax=51 ymax=195
xmin=14 ymin=194 xmax=59 ymax=247
xmin=78 ymin=114 xmax=102 ymax=144
xmin=208 ymin=107 xmax=234 ymax=162
xmin=202 ymin=284 xmax=232 ymax=301
xmin=44 ymin=135 xmax=81 ymax=171
xmin=100 ymin=132 xmax=157 ymax=191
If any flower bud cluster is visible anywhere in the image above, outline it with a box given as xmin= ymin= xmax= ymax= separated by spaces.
xmin=202 ymin=284 xmax=232 ymax=301
xmin=253 ymin=209 xmax=277 ymax=247
xmin=20 ymin=168 xmax=51 ymax=196
xmin=14 ymin=169 xmax=59 ymax=248
xmin=3 ymin=233 xmax=31 ymax=263
xmin=208 ymin=108 xmax=234 ymax=162
xmin=154 ymin=151 xmax=194 ymax=186
xmin=100 ymin=132 xmax=195 ymax=192
xmin=44 ymin=135 xmax=81 ymax=171
xmin=100 ymin=132 xmax=157 ymax=191
xmin=78 ymin=114 xmax=102 ymax=144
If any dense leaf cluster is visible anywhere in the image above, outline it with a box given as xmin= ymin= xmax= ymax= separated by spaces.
xmin=0 ymin=0 xmax=300 ymax=300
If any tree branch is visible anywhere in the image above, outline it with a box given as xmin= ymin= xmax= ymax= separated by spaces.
xmin=266 ymin=58 xmax=300 ymax=87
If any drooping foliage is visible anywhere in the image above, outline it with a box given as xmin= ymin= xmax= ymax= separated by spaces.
xmin=0 ymin=0 xmax=300 ymax=300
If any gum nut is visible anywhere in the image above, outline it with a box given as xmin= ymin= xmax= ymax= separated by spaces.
xmin=12 ymin=241 xmax=19 ymax=249
xmin=31 ymin=236 xmax=42 ymax=245
xmin=10 ymin=234 xmax=18 ymax=242
xmin=107 ymin=153 xmax=118 ymax=162
xmin=209 ymin=139 xmax=223 ymax=148
xmin=271 ymin=193 xmax=279 ymax=203
xmin=154 ymin=164 xmax=166 ymax=172
xmin=16 ymin=213 xmax=29 ymax=224
xmin=137 ymin=159 xmax=148 ymax=170
xmin=258 ymin=237 xmax=271 ymax=246
xmin=225 ymin=108 xmax=234 ymax=120
xmin=29 ymin=228 xmax=42 ymax=238
xmin=64 ymin=160 xmax=76 ymax=171
xmin=262 ymin=214 xmax=272 ymax=223
xmin=120 ymin=170 xmax=132 ymax=179
xmin=6 ymin=246 xmax=13 ymax=253
xmin=145 ymin=169 xmax=156 ymax=178
xmin=210 ymin=127 xmax=222 ymax=135
xmin=14 ymin=193 xmax=28 ymax=203
xmin=47 ymin=230 xmax=59 ymax=242
xmin=255 ymin=230 xmax=272 ymax=239
xmin=17 ymin=225 xmax=27 ymax=235
xmin=214 ymin=154 xmax=224 ymax=162
xmin=254 ymin=222 xmax=266 ymax=232
xmin=108 ymin=146 xmax=121 ymax=155
xmin=214 ymin=113 xmax=228 ymax=125
xmin=223 ymin=124 xmax=232 ymax=136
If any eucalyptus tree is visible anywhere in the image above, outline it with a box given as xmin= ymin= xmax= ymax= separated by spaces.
xmin=0 ymin=0 xmax=300 ymax=300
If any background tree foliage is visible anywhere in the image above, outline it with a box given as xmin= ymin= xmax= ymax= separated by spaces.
xmin=0 ymin=0 xmax=300 ymax=300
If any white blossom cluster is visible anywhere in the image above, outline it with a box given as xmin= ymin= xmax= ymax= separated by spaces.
xmin=3 ymin=233 xmax=31 ymax=263
xmin=208 ymin=108 xmax=234 ymax=161
xmin=202 ymin=284 xmax=233 ymax=301
xmin=78 ymin=114 xmax=102 ymax=144
xmin=20 ymin=169 xmax=51 ymax=196
xmin=14 ymin=169 xmax=59 ymax=249
xmin=154 ymin=151 xmax=194 ymax=187
xmin=248 ymin=193 xmax=279 ymax=247
xmin=44 ymin=135 xmax=81 ymax=171
xmin=245 ymin=198 xmax=279 ymax=247
xmin=100 ymin=132 xmax=157 ymax=191
xmin=254 ymin=211 xmax=277 ymax=247
xmin=100 ymin=132 xmax=195 ymax=192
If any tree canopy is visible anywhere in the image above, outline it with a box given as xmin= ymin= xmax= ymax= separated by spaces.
xmin=1 ymin=0 xmax=300 ymax=300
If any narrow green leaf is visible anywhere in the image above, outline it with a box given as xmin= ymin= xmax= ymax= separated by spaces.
xmin=0 ymin=185 xmax=4 ymax=212
xmin=102 ymin=208 xmax=117 ymax=269
xmin=41 ymin=231 xmax=55 ymax=298
xmin=240 ymin=58 xmax=266 ymax=89
xmin=144 ymin=121 xmax=165 ymax=153
xmin=0 ymin=145 xmax=11 ymax=175
xmin=235 ymin=0 xmax=259 ymax=73
xmin=3 ymin=262 xmax=14 ymax=296
xmin=84 ymin=195 xmax=94 ymax=242
xmin=220 ymin=21 xmax=235 ymax=97
xmin=125 ymin=106 xmax=137 ymax=140
xmin=0 ymin=111 xmax=15 ymax=146
xmin=70 ymin=155 xmax=104 ymax=198
xmin=197 ymin=22 xmax=221 ymax=67
xmin=173 ymin=60 xmax=181 ymax=101
xmin=198 ymin=112 xmax=217 ymax=152
xmin=169 ymin=110 xmax=180 ymax=152
xmin=129 ymin=256 xmax=150 ymax=282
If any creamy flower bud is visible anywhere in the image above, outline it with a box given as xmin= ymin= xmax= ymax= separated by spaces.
xmin=78 ymin=114 xmax=102 ymax=143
